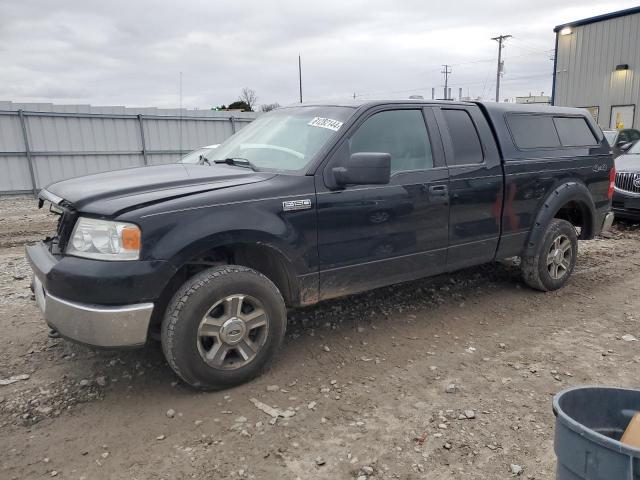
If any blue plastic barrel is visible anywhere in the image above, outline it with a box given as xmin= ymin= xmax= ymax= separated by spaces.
xmin=553 ymin=386 xmax=640 ymax=479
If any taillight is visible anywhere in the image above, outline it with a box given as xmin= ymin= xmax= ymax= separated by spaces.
xmin=608 ymin=166 xmax=616 ymax=199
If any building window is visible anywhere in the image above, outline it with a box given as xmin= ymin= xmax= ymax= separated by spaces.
xmin=610 ymin=105 xmax=635 ymax=129
xmin=582 ymin=106 xmax=599 ymax=123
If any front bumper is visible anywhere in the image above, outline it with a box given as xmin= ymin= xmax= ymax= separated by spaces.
xmin=613 ymin=189 xmax=640 ymax=220
xmin=33 ymin=276 xmax=153 ymax=347
xmin=26 ymin=241 xmax=171 ymax=348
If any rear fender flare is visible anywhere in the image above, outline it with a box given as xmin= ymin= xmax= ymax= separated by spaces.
xmin=524 ymin=181 xmax=596 ymax=257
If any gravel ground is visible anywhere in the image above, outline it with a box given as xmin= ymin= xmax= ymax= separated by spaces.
xmin=1 ymin=194 xmax=639 ymax=480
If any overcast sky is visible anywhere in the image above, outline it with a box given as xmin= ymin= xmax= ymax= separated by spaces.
xmin=1 ymin=0 xmax=638 ymax=109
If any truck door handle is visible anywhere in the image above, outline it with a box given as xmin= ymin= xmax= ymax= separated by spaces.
xmin=428 ymin=185 xmax=448 ymax=196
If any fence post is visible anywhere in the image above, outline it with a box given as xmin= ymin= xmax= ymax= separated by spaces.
xmin=18 ymin=110 xmax=38 ymax=196
xmin=230 ymin=116 xmax=236 ymax=134
xmin=137 ymin=114 xmax=148 ymax=166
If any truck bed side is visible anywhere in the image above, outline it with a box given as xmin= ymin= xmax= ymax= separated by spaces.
xmin=476 ymin=102 xmax=613 ymax=259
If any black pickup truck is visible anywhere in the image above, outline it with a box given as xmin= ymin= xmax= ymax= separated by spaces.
xmin=27 ymin=100 xmax=615 ymax=389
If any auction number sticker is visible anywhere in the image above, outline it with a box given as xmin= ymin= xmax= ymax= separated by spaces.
xmin=308 ymin=117 xmax=343 ymax=131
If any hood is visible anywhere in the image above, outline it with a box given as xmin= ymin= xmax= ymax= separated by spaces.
xmin=45 ymin=163 xmax=275 ymax=215
xmin=615 ymin=154 xmax=640 ymax=173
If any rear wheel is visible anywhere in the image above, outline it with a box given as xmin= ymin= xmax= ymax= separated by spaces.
xmin=521 ymin=218 xmax=578 ymax=291
xmin=161 ymin=265 xmax=287 ymax=390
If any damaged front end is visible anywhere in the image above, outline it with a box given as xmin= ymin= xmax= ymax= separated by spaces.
xmin=37 ymin=189 xmax=79 ymax=256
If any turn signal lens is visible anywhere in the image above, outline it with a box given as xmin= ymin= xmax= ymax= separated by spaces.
xmin=122 ymin=226 xmax=141 ymax=251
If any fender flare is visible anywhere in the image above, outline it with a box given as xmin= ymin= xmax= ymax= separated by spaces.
xmin=524 ymin=181 xmax=596 ymax=257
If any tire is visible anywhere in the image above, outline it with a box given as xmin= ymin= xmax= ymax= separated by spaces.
xmin=521 ymin=218 xmax=578 ymax=292
xmin=161 ymin=265 xmax=287 ymax=390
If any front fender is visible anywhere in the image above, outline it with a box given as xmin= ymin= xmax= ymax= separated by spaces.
xmin=524 ymin=181 xmax=596 ymax=257
xmin=138 ymin=199 xmax=317 ymax=277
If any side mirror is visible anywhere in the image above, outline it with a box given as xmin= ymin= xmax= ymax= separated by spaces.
xmin=332 ymin=152 xmax=391 ymax=186
xmin=619 ymin=141 xmax=634 ymax=152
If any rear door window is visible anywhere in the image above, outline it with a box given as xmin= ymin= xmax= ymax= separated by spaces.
xmin=553 ymin=117 xmax=598 ymax=146
xmin=507 ymin=115 xmax=560 ymax=149
xmin=441 ymin=109 xmax=484 ymax=165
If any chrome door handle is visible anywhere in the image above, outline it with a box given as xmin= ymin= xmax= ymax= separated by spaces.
xmin=428 ymin=185 xmax=448 ymax=196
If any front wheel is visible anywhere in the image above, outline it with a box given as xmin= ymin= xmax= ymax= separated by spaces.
xmin=161 ymin=265 xmax=287 ymax=390
xmin=521 ymin=218 xmax=578 ymax=291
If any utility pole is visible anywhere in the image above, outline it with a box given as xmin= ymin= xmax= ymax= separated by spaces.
xmin=491 ymin=34 xmax=511 ymax=102
xmin=441 ymin=65 xmax=452 ymax=100
xmin=298 ymin=55 xmax=303 ymax=103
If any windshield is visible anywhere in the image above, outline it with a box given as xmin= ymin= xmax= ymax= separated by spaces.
xmin=209 ymin=106 xmax=355 ymax=172
xmin=603 ymin=131 xmax=617 ymax=144
xmin=180 ymin=146 xmax=219 ymax=164
xmin=628 ymin=141 xmax=640 ymax=154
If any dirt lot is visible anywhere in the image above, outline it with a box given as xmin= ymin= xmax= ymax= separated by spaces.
xmin=1 ymin=195 xmax=639 ymax=480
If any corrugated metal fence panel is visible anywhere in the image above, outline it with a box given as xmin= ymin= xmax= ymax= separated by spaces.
xmin=33 ymin=154 xmax=143 ymax=188
xmin=27 ymin=116 xmax=142 ymax=152
xmin=0 ymin=156 xmax=33 ymax=192
xmin=0 ymin=102 xmax=258 ymax=193
xmin=144 ymin=117 xmax=234 ymax=152
xmin=235 ymin=120 xmax=252 ymax=132
xmin=148 ymin=153 xmax=181 ymax=165
xmin=0 ymin=114 xmax=31 ymax=192
xmin=0 ymin=114 xmax=24 ymax=150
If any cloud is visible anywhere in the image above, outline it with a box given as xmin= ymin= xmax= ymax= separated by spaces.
xmin=0 ymin=0 xmax=637 ymax=107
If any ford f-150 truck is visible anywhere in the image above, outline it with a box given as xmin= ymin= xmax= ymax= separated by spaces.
xmin=27 ymin=100 xmax=615 ymax=390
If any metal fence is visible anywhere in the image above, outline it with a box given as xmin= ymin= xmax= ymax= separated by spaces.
xmin=0 ymin=101 xmax=258 ymax=194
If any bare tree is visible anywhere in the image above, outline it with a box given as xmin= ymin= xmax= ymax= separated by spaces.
xmin=238 ymin=88 xmax=258 ymax=111
xmin=260 ymin=102 xmax=280 ymax=112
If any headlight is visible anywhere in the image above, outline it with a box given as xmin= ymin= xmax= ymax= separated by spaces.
xmin=67 ymin=217 xmax=141 ymax=261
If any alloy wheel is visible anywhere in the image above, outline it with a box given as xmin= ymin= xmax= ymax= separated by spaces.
xmin=546 ymin=234 xmax=572 ymax=280
xmin=196 ymin=294 xmax=268 ymax=370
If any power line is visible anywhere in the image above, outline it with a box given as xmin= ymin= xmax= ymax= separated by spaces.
xmin=352 ymin=71 xmax=553 ymax=100
xmin=509 ymin=37 xmax=550 ymax=54
xmin=453 ymin=72 xmax=553 ymax=88
xmin=352 ymin=44 xmax=554 ymax=101
xmin=353 ymin=71 xmax=553 ymax=100
xmin=480 ymin=61 xmax=495 ymax=99
xmin=491 ymin=34 xmax=512 ymax=102
xmin=417 ymin=49 xmax=554 ymax=76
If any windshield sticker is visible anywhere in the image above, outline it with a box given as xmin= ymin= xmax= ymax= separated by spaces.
xmin=308 ymin=117 xmax=343 ymax=131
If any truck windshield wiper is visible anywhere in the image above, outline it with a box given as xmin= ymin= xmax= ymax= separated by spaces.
xmin=198 ymin=155 xmax=210 ymax=165
xmin=213 ymin=157 xmax=259 ymax=171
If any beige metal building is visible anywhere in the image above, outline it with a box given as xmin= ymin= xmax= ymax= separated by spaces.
xmin=552 ymin=6 xmax=640 ymax=130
